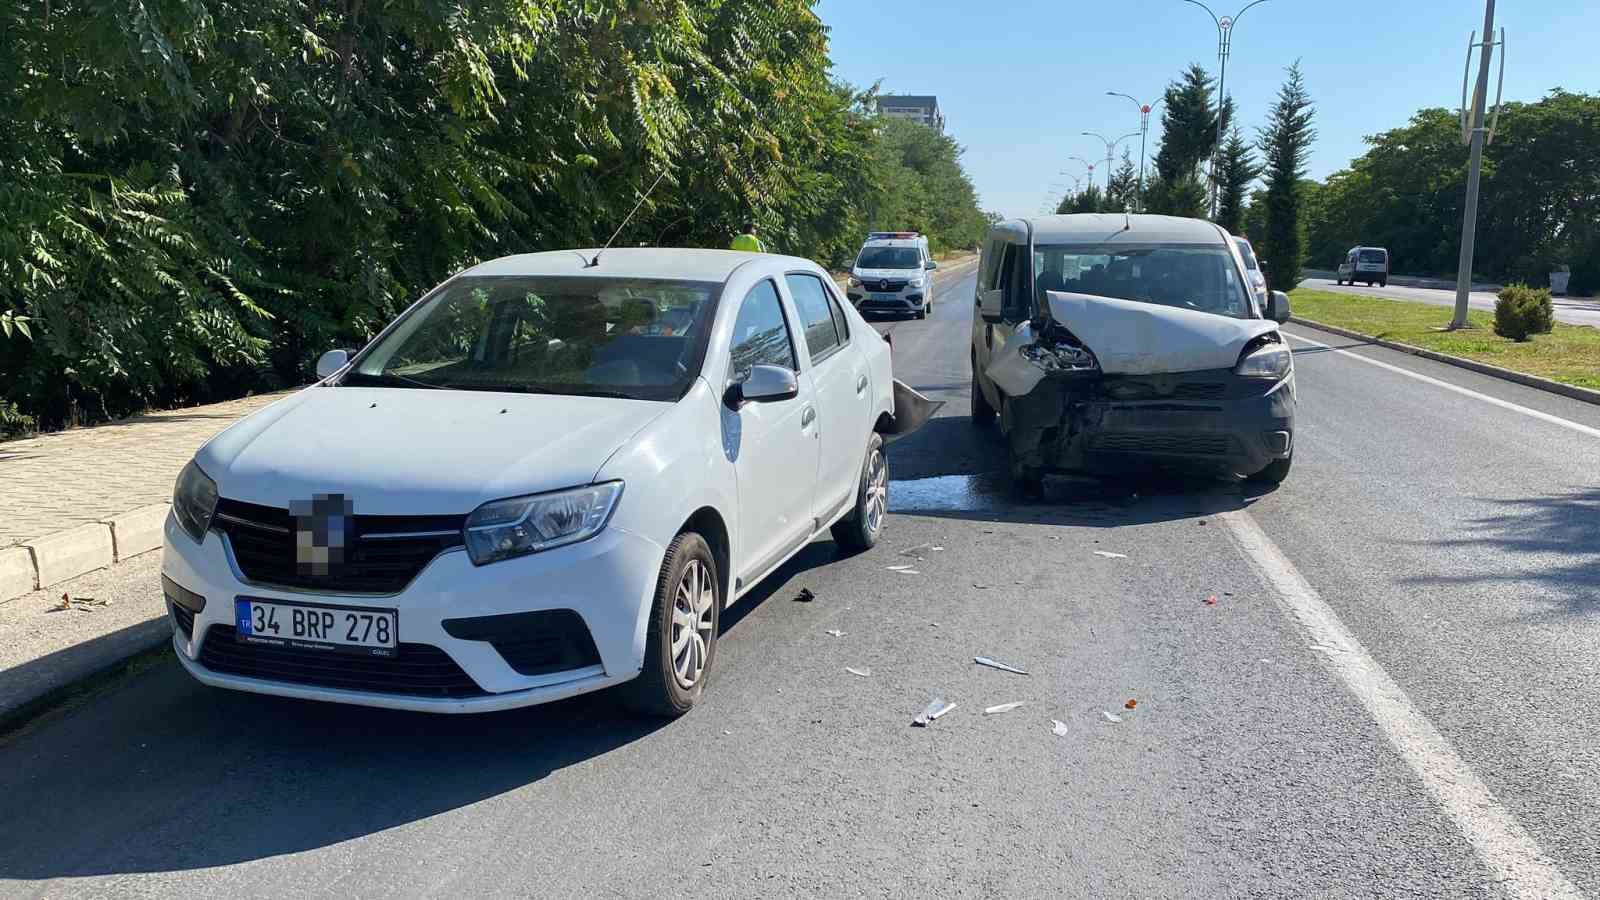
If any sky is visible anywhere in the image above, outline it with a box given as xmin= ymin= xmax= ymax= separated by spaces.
xmin=814 ymin=0 xmax=1599 ymax=218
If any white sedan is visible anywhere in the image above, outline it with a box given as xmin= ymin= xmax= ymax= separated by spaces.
xmin=161 ymin=248 xmax=918 ymax=716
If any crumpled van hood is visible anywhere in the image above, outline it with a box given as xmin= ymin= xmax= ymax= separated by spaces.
xmin=1045 ymin=291 xmax=1279 ymax=375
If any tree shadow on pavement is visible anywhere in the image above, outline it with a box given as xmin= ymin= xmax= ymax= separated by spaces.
xmin=1399 ymin=488 xmax=1600 ymax=619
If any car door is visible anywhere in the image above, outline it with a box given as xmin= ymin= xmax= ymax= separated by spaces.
xmin=783 ymin=272 xmax=864 ymax=525
xmin=726 ymin=278 xmax=820 ymax=584
xmin=975 ymin=240 xmax=1028 ymax=413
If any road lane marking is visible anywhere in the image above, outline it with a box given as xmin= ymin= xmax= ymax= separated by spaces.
xmin=1220 ymin=509 xmax=1583 ymax=900
xmin=1283 ymin=330 xmax=1600 ymax=440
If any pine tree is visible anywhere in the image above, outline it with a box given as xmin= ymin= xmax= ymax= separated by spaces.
xmin=1152 ymin=64 xmax=1223 ymax=187
xmin=1107 ymin=152 xmax=1139 ymax=212
xmin=1257 ymin=62 xmax=1317 ymax=287
xmin=1216 ymin=127 xmax=1261 ymax=233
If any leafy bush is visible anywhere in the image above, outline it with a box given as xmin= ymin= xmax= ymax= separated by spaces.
xmin=1493 ymin=283 xmax=1555 ymax=341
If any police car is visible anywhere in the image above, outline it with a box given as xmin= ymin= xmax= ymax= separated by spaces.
xmin=846 ymin=232 xmax=939 ymax=319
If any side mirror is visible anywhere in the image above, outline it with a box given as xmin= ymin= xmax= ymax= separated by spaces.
xmin=979 ymin=289 xmax=1004 ymax=325
xmin=1258 ymin=259 xmax=1270 ymax=272
xmin=724 ymin=364 xmax=799 ymax=409
xmin=926 ymin=260 xmax=938 ymax=270
xmin=316 ymin=349 xmax=351 ymax=379
xmin=1267 ymin=290 xmax=1292 ymax=324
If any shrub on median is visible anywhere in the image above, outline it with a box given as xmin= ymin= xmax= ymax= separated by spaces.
xmin=1493 ymin=283 xmax=1555 ymax=341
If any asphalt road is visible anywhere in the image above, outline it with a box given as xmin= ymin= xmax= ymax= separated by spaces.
xmin=1301 ymin=272 xmax=1600 ymax=328
xmin=3 ymin=264 xmax=1598 ymax=898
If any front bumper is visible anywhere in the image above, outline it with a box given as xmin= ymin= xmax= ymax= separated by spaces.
xmin=847 ymin=283 xmax=927 ymax=313
xmin=1004 ymin=369 xmax=1295 ymax=476
xmin=160 ymin=511 xmax=665 ymax=713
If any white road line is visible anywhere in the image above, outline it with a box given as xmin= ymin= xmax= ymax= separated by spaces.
xmin=1284 ymin=330 xmax=1600 ymax=440
xmin=1220 ymin=509 xmax=1583 ymax=900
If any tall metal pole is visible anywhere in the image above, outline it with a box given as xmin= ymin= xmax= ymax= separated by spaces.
xmin=1082 ymin=132 xmax=1140 ymax=201
xmin=1451 ymin=0 xmax=1498 ymax=330
xmin=1182 ymin=1 xmax=1271 ymax=219
xmin=1108 ymin=93 xmax=1164 ymax=212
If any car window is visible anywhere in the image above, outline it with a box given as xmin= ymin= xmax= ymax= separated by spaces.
xmin=347 ymin=276 xmax=716 ymax=401
xmin=1033 ymin=243 xmax=1253 ymax=319
xmin=728 ymin=280 xmax=797 ymax=384
xmin=1358 ymin=249 xmax=1387 ymax=263
xmin=786 ymin=273 xmax=842 ymax=360
xmin=818 ymin=279 xmax=851 ymax=343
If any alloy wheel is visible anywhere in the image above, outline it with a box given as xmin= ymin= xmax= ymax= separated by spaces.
xmin=670 ymin=559 xmax=716 ymax=689
xmin=863 ymin=448 xmax=888 ymax=536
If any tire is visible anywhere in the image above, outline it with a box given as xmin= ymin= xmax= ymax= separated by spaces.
xmin=623 ymin=532 xmax=720 ymax=718
xmin=1379 ymin=278 xmax=1388 ymax=287
xmin=916 ymin=304 xmax=928 ymax=320
xmin=832 ymin=433 xmax=888 ymax=553
xmin=1336 ymin=277 xmax=1344 ymax=285
xmin=970 ymin=353 xmax=996 ymax=426
xmin=1010 ymin=455 xmax=1045 ymax=498
xmin=1248 ymin=452 xmax=1293 ymax=486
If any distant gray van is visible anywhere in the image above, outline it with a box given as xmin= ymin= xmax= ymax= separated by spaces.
xmin=1337 ymin=246 xmax=1389 ymax=287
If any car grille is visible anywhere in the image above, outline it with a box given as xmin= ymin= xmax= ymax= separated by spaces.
xmin=213 ymin=498 xmax=466 ymax=594
xmin=1091 ymin=433 xmax=1233 ymax=456
xmin=1171 ymin=383 xmax=1228 ymax=401
xmin=198 ymin=625 xmax=487 ymax=697
xmin=869 ymin=279 xmax=909 ymax=292
xmin=170 ymin=603 xmax=195 ymax=640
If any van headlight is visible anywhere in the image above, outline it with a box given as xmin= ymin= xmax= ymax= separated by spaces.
xmin=847 ymin=275 xmax=862 ymax=287
xmin=172 ymin=460 xmax=219 ymax=543
xmin=464 ymin=482 xmax=624 ymax=565
xmin=1234 ymin=343 xmax=1293 ymax=379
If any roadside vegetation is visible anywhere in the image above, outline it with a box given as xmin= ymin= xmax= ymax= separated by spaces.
xmin=0 ymin=1 xmax=988 ymax=436
xmin=1289 ymin=289 xmax=1600 ymax=390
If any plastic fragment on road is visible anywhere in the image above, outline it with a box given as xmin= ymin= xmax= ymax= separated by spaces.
xmin=846 ymin=667 xmax=872 ymax=678
xmin=912 ymin=696 xmax=957 ymax=727
xmin=794 ymin=588 xmax=815 ymax=603
xmin=1203 ymin=595 xmax=1218 ymax=606
xmin=1092 ymin=551 xmax=1128 ymax=559
xmin=824 ymin=629 xmax=845 ymax=637
xmin=984 ymin=701 xmax=1027 ymax=715
xmin=899 ymin=543 xmax=935 ymax=559
xmin=974 ymin=656 xmax=1029 ymax=676
xmin=1124 ymin=699 xmax=1138 ymax=710
xmin=1052 ymin=720 xmax=1069 ymax=736
xmin=972 ymin=583 xmax=991 ymax=590
xmin=1102 ymin=710 xmax=1124 ymax=724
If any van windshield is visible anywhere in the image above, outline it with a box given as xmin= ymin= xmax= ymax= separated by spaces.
xmin=857 ymin=246 xmax=922 ymax=269
xmin=1034 ymin=243 xmax=1254 ymax=319
xmin=342 ymin=276 xmax=718 ymax=401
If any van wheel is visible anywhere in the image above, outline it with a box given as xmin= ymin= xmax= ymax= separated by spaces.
xmin=832 ymin=434 xmax=888 ymax=553
xmin=1010 ymin=456 xmax=1045 ymax=498
xmin=623 ymin=532 xmax=720 ymax=718
xmin=1379 ymin=278 xmax=1388 ymax=287
xmin=916 ymin=305 xmax=928 ymax=320
xmin=971 ymin=353 xmax=996 ymax=426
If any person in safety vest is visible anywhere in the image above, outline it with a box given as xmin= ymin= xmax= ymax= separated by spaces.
xmin=729 ymin=222 xmax=766 ymax=253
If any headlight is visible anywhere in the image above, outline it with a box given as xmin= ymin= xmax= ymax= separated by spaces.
xmin=464 ymin=482 xmax=624 ymax=565
xmin=172 ymin=460 xmax=219 ymax=543
xmin=1234 ymin=342 xmax=1293 ymax=379
xmin=847 ymin=275 xmax=862 ymax=287
xmin=907 ymin=274 xmax=926 ymax=288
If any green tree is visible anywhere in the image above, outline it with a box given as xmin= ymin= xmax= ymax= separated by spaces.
xmin=1215 ymin=127 xmax=1260 ymax=233
xmin=1106 ymin=153 xmax=1139 ymax=212
xmin=1056 ymin=184 xmax=1104 ymax=214
xmin=1257 ymin=62 xmax=1316 ymax=287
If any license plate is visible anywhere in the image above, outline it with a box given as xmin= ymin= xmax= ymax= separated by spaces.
xmin=234 ymin=597 xmax=398 ymax=657
xmin=870 ymin=293 xmax=899 ymax=302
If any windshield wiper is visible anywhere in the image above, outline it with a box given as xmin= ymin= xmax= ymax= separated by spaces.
xmin=341 ymin=371 xmax=444 ymax=390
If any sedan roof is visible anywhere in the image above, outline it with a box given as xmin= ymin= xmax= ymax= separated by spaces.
xmin=1010 ymin=214 xmax=1230 ymax=246
xmin=462 ymin=248 xmax=790 ymax=282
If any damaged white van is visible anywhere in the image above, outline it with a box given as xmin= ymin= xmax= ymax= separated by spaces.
xmin=969 ymin=214 xmax=1296 ymax=493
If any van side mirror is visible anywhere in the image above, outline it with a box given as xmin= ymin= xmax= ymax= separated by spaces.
xmin=926 ymin=260 xmax=938 ymax=270
xmin=316 ymin=349 xmax=351 ymax=379
xmin=979 ymin=289 xmax=1004 ymax=325
xmin=1267 ymin=291 xmax=1292 ymax=324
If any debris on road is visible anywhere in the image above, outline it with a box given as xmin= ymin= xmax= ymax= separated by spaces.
xmin=886 ymin=564 xmax=916 ymax=571
xmin=1052 ymin=720 xmax=1069 ymax=736
xmin=899 ymin=543 xmax=937 ymax=559
xmin=972 ymin=583 xmax=991 ymax=590
xmin=794 ymin=588 xmax=815 ymax=603
xmin=1092 ymin=551 xmax=1128 ymax=559
xmin=912 ymin=696 xmax=957 ymax=727
xmin=974 ymin=656 xmax=1029 ymax=676
xmin=824 ymin=629 xmax=845 ymax=637
xmin=1203 ymin=595 xmax=1218 ymax=606
xmin=1101 ymin=710 xmax=1124 ymax=724
xmin=984 ymin=702 xmax=1027 ymax=715
xmin=1124 ymin=699 xmax=1138 ymax=710
xmin=846 ymin=667 xmax=872 ymax=678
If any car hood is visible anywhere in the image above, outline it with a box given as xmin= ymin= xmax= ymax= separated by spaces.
xmin=853 ymin=268 xmax=924 ymax=281
xmin=197 ymin=386 xmax=670 ymax=515
xmin=1044 ymin=291 xmax=1278 ymax=375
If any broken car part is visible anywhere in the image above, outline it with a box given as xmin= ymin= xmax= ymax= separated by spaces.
xmin=974 ymin=656 xmax=1029 ymax=676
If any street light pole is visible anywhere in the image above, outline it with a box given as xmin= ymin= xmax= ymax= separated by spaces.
xmin=1107 ymin=92 xmax=1165 ymax=212
xmin=1081 ymin=131 xmax=1141 ymax=198
xmin=1450 ymin=0 xmax=1504 ymax=330
xmin=1181 ymin=0 xmax=1272 ymax=219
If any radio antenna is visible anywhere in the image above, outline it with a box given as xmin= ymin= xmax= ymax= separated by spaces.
xmin=588 ymin=169 xmax=669 ymax=268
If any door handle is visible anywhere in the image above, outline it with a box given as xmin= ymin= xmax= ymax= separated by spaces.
xmin=855 ymin=374 xmax=868 ymax=395
xmin=801 ymin=406 xmax=817 ymax=429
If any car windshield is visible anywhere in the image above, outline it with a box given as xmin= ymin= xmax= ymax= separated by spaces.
xmin=856 ymin=246 xmax=921 ymax=269
xmin=342 ymin=275 xmax=718 ymax=401
xmin=1033 ymin=243 xmax=1254 ymax=319
xmin=1359 ymin=249 xmax=1387 ymax=263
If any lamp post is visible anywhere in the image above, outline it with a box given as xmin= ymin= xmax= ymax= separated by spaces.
xmin=1450 ymin=0 xmax=1504 ymax=330
xmin=1081 ymin=131 xmax=1140 ymax=197
xmin=1181 ymin=0 xmax=1272 ymax=218
xmin=1107 ymin=92 xmax=1164 ymax=211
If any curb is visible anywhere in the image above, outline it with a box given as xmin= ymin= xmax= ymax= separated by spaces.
xmin=1 ymin=503 xmax=172 ymax=605
xmin=1289 ymin=317 xmax=1600 ymax=407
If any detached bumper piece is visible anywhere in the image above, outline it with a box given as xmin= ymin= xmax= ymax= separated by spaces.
xmin=197 ymin=626 xmax=487 ymax=698
xmin=442 ymin=609 xmax=602 ymax=677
